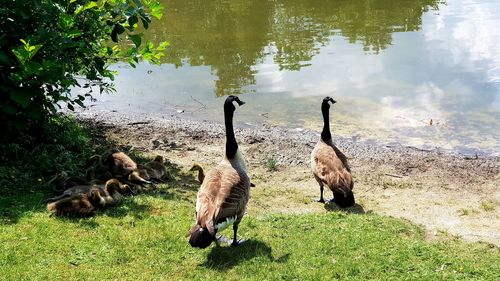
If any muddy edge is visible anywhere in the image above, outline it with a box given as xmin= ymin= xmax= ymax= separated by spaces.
xmin=73 ymin=109 xmax=500 ymax=245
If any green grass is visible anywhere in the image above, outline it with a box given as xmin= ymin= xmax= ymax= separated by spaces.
xmin=1 ymin=182 xmax=499 ymax=280
xmin=480 ymin=201 xmax=495 ymax=212
xmin=265 ymin=158 xmax=278 ymax=172
xmin=1 ymin=117 xmax=499 ymax=280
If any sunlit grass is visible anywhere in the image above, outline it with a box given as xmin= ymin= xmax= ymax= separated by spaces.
xmin=1 ymin=117 xmax=498 ymax=280
xmin=1 ymin=182 xmax=498 ymax=280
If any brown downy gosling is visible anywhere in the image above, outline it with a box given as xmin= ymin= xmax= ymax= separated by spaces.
xmin=47 ymin=188 xmax=103 ymax=217
xmin=189 ymin=163 xmax=205 ymax=183
xmin=46 ymin=179 xmax=128 ymax=216
xmin=190 ymin=163 xmax=255 ymax=187
xmin=128 ymin=155 xmax=169 ymax=184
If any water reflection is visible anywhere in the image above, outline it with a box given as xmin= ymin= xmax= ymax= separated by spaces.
xmin=147 ymin=0 xmax=441 ymax=95
xmin=77 ymin=0 xmax=500 ymax=155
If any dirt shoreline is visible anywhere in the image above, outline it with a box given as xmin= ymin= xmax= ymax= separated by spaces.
xmin=73 ymin=108 xmax=500 ymax=245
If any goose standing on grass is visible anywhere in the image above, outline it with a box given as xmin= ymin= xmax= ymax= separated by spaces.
xmin=188 ymin=95 xmax=250 ymax=248
xmin=310 ymin=97 xmax=354 ymax=207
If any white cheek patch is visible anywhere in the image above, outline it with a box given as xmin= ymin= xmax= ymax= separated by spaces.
xmin=215 ymin=216 xmax=237 ymax=232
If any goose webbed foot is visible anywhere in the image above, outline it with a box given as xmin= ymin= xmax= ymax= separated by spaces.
xmin=316 ymin=198 xmax=325 ymax=203
xmin=231 ymin=238 xmax=246 ymax=247
xmin=216 ymin=235 xmax=231 ymax=245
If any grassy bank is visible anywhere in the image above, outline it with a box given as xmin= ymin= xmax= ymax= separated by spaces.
xmin=1 ymin=187 xmax=498 ymax=280
xmin=0 ymin=118 xmax=498 ymax=280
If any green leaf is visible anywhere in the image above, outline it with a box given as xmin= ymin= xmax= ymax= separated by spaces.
xmin=140 ymin=15 xmax=150 ymax=29
xmin=116 ymin=24 xmax=125 ymax=35
xmin=157 ymin=41 xmax=169 ymax=51
xmin=149 ymin=2 xmax=164 ymax=20
xmin=129 ymin=34 xmax=142 ymax=48
xmin=75 ymin=1 xmax=98 ymax=15
xmin=111 ymin=24 xmax=125 ymax=42
xmin=74 ymin=99 xmax=85 ymax=107
xmin=66 ymin=30 xmax=82 ymax=38
xmin=12 ymin=48 xmax=29 ymax=64
xmin=13 ymin=40 xmax=43 ymax=64
xmin=59 ymin=14 xmax=74 ymax=29
xmin=128 ymin=15 xmax=138 ymax=27
xmin=0 ymin=103 xmax=18 ymax=115
xmin=9 ymin=91 xmax=32 ymax=109
xmin=111 ymin=26 xmax=118 ymax=42
xmin=0 ymin=52 xmax=9 ymax=64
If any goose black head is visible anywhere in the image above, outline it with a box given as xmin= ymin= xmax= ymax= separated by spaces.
xmin=321 ymin=96 xmax=337 ymax=110
xmin=224 ymin=95 xmax=245 ymax=112
xmin=333 ymin=190 xmax=355 ymax=208
xmin=188 ymin=225 xmax=214 ymax=249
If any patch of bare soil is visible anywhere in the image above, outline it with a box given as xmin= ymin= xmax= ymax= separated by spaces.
xmin=75 ymin=110 xmax=500 ymax=245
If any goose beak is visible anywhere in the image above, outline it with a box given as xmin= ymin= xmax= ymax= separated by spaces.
xmin=236 ymin=100 xmax=245 ymax=106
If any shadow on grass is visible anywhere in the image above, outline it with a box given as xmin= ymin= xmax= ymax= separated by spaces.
xmin=0 ymin=184 xmax=49 ymax=225
xmin=324 ymin=202 xmax=365 ymax=214
xmin=0 ymin=119 xmax=204 ymax=224
xmin=53 ymin=215 xmax=101 ymax=229
xmin=203 ymin=239 xmax=275 ymax=270
xmin=101 ymin=199 xmax=152 ymax=219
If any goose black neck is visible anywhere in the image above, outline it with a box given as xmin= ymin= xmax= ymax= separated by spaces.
xmin=321 ymin=105 xmax=332 ymax=141
xmin=224 ymin=107 xmax=238 ymax=159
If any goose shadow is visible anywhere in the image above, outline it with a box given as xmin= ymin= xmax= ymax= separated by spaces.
xmin=202 ymin=239 xmax=274 ymax=270
xmin=324 ymin=202 xmax=366 ymax=214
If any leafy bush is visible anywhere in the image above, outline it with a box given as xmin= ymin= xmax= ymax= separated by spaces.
xmin=0 ymin=0 xmax=167 ymax=136
xmin=0 ymin=115 xmax=93 ymax=189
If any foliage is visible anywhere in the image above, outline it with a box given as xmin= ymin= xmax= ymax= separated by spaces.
xmin=0 ymin=0 xmax=167 ymax=134
xmin=0 ymin=115 xmax=93 ymax=191
xmin=265 ymin=157 xmax=278 ymax=171
xmin=0 ymin=123 xmax=497 ymax=279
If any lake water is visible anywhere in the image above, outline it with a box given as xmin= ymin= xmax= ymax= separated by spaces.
xmin=76 ymin=0 xmax=500 ymax=156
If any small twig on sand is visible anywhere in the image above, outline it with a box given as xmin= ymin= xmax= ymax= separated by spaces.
xmin=191 ymin=95 xmax=206 ymax=110
xmin=406 ymin=146 xmax=433 ymax=152
xmin=127 ymin=121 xmax=150 ymax=126
xmin=385 ymin=173 xmax=404 ymax=178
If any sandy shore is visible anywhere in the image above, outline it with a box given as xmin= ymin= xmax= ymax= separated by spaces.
xmin=73 ymin=108 xmax=500 ymax=245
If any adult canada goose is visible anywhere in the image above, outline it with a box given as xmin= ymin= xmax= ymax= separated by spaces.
xmin=188 ymin=95 xmax=250 ymax=248
xmin=310 ymin=97 xmax=354 ymax=207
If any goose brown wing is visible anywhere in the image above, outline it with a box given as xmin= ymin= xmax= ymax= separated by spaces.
xmin=214 ymin=166 xmax=250 ymax=224
xmin=313 ymin=141 xmax=352 ymax=188
xmin=328 ymin=141 xmax=351 ymax=172
xmin=195 ymin=163 xmax=250 ymax=234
